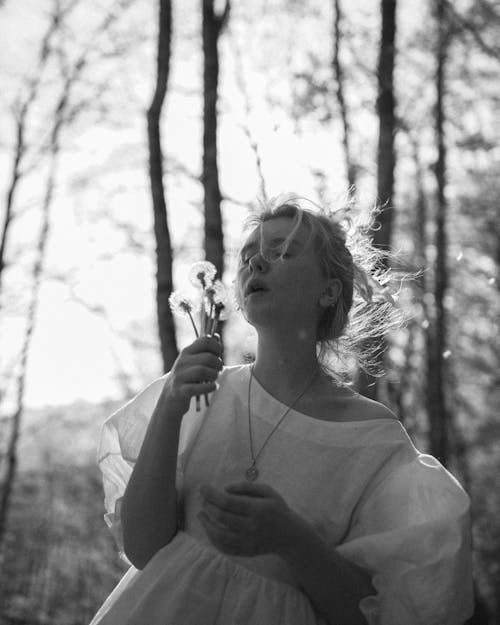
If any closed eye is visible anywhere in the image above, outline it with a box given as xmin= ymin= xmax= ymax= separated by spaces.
xmin=239 ymin=249 xmax=292 ymax=265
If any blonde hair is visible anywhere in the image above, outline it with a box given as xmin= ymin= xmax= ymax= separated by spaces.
xmin=238 ymin=194 xmax=410 ymax=383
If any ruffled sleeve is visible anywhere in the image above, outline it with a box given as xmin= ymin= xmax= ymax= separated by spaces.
xmin=96 ymin=374 xmax=208 ymax=564
xmin=336 ymin=453 xmax=473 ymax=625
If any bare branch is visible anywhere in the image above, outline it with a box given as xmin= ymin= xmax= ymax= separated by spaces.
xmin=217 ymin=0 xmax=231 ymax=34
xmin=165 ymin=155 xmax=201 ymax=182
xmin=444 ymin=0 xmax=500 ymax=61
xmin=0 ymin=1 xmax=66 ymax=303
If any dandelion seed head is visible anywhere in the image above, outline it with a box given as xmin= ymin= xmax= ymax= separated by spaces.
xmin=204 ymin=284 xmax=216 ymax=305
xmin=212 ymin=280 xmax=228 ymax=306
xmin=189 ymin=261 xmax=217 ymax=289
xmin=203 ymin=281 xmax=234 ymax=320
xmin=169 ymin=291 xmax=199 ymax=317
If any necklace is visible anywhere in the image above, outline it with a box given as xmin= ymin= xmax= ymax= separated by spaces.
xmin=245 ymin=364 xmax=319 ymax=481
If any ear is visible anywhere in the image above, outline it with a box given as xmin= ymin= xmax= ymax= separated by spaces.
xmin=319 ymin=278 xmax=342 ymax=308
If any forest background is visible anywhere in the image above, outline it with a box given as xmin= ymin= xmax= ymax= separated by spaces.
xmin=0 ymin=0 xmax=499 ymax=623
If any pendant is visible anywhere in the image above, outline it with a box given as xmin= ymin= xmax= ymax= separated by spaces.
xmin=245 ymin=465 xmax=259 ymax=481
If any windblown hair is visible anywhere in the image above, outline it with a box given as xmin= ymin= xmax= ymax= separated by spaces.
xmin=238 ymin=194 xmax=410 ymax=383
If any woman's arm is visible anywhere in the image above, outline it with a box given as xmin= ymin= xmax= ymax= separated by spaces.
xmin=121 ymin=336 xmax=223 ymax=570
xmin=280 ymin=512 xmax=373 ymax=625
xmin=121 ymin=391 xmax=184 ymax=570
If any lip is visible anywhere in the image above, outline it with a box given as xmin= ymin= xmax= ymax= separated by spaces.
xmin=244 ymin=278 xmax=270 ymax=297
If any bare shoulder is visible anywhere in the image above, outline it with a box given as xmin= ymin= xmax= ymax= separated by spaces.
xmin=344 ymin=393 xmax=398 ymax=422
xmin=302 ymin=380 xmax=399 ymax=422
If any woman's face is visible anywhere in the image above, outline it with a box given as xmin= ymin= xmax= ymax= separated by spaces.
xmin=236 ymin=217 xmax=335 ymax=335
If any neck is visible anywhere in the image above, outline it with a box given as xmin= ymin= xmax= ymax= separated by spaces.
xmin=252 ymin=328 xmax=321 ymax=398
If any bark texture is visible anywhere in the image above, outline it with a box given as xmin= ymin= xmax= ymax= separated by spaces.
xmin=374 ymin=0 xmax=397 ymax=246
xmin=357 ymin=0 xmax=397 ymax=400
xmin=332 ymin=0 xmax=356 ymax=190
xmin=427 ymin=0 xmax=450 ymax=463
xmin=202 ymin=0 xmax=229 ymax=280
xmin=147 ymin=0 xmax=178 ymax=372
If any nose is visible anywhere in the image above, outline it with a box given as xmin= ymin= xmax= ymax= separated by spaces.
xmin=248 ymin=251 xmax=269 ymax=273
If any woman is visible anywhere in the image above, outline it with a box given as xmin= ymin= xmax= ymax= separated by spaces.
xmin=90 ymin=198 xmax=473 ymax=625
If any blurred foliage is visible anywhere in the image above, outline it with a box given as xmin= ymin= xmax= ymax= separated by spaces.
xmin=0 ymin=0 xmax=499 ymax=623
xmin=0 ymin=462 xmax=127 ymax=624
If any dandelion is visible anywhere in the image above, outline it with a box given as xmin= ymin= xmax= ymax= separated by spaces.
xmin=189 ymin=261 xmax=217 ymax=290
xmin=169 ymin=291 xmax=200 ymax=337
xmin=213 ymin=280 xmax=233 ymax=320
xmin=169 ymin=291 xmax=203 ymax=411
xmin=170 ymin=262 xmax=234 ymax=412
xmin=204 ymin=280 xmax=233 ymax=335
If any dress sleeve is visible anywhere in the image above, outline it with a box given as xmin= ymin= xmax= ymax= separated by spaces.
xmin=336 ymin=453 xmax=473 ymax=625
xmin=96 ymin=374 xmax=208 ymax=564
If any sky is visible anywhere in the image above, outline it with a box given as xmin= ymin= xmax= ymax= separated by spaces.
xmin=0 ymin=0 xmax=379 ymax=409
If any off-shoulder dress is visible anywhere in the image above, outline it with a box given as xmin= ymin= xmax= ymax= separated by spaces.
xmin=89 ymin=364 xmax=473 ymax=625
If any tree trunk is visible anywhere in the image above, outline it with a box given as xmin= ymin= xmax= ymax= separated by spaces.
xmin=147 ymin=0 xmax=178 ymax=372
xmin=428 ymin=0 xmax=450 ymax=464
xmin=0 ymin=94 xmax=63 ymax=554
xmin=0 ymin=5 xmax=62 ymax=306
xmin=358 ymin=0 xmax=397 ymax=400
xmin=0 ymin=0 xmax=138 ymax=552
xmin=375 ymin=0 xmax=397 ymax=233
xmin=332 ymin=0 xmax=356 ymax=191
xmin=202 ymin=0 xmax=229 ymax=280
xmin=0 ymin=123 xmax=25 ymax=305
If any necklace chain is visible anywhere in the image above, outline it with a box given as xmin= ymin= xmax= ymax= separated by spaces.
xmin=245 ymin=364 xmax=319 ymax=481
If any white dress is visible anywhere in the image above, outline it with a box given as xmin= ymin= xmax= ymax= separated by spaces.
xmin=89 ymin=364 xmax=473 ymax=625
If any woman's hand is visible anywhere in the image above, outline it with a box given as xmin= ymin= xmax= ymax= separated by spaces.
xmin=197 ymin=481 xmax=301 ymax=557
xmin=162 ymin=335 xmax=223 ymax=416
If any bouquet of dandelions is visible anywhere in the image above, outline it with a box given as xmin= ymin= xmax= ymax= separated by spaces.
xmin=169 ymin=261 xmax=233 ymax=411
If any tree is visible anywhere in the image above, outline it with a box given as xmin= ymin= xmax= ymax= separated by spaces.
xmin=202 ymin=0 xmax=230 ymax=281
xmin=147 ymin=0 xmax=178 ymax=372
xmin=0 ymin=1 xmax=78 ymax=306
xmin=0 ymin=0 xmax=138 ymax=555
xmin=332 ymin=0 xmax=357 ymax=191
xmin=426 ymin=0 xmax=451 ymax=465
xmin=358 ymin=0 xmax=397 ymax=400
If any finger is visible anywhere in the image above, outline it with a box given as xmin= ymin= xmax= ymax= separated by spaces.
xmin=182 ymin=381 xmax=219 ymax=396
xmin=189 ymin=353 xmax=223 ymax=370
xmin=201 ymin=499 xmax=249 ymax=531
xmin=181 ymin=365 xmax=219 ymax=383
xmin=199 ymin=485 xmax=253 ymax=516
xmin=184 ymin=336 xmax=223 ymax=357
xmin=198 ymin=511 xmax=241 ymax=551
xmin=224 ymin=481 xmax=277 ymax=498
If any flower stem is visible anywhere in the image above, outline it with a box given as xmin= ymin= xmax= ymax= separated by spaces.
xmin=187 ymin=311 xmax=199 ymax=337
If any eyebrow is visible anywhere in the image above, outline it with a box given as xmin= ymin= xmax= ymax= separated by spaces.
xmin=239 ymin=237 xmax=302 ymax=257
